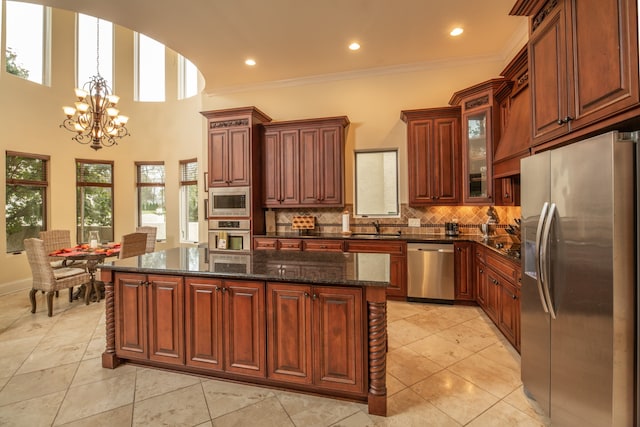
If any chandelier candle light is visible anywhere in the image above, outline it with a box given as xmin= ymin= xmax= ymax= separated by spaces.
xmin=61 ymin=18 xmax=129 ymax=150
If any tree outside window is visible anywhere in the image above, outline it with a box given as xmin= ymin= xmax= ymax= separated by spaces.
xmin=179 ymin=159 xmax=198 ymax=242
xmin=137 ymin=162 xmax=166 ymax=240
xmin=76 ymin=160 xmax=114 ymax=243
xmin=5 ymin=152 xmax=49 ymax=253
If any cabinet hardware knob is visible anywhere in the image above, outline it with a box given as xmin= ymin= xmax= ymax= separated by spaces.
xmin=557 ymin=116 xmax=574 ymax=125
xmin=456 ymin=248 xmax=461 ymax=252
xmin=303 ymin=292 xmax=310 ymax=297
xmin=512 ymin=294 xmax=517 ymax=300
xmin=504 ymin=193 xmax=510 ymax=198
xmin=479 ymin=268 xmax=484 ymax=273
xmin=312 ymin=294 xmax=318 ymax=300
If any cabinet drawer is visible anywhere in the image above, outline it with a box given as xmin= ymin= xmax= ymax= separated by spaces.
xmin=486 ymin=250 xmax=519 ymax=284
xmin=302 ymin=240 xmax=344 ymax=252
xmin=254 ymin=238 xmax=278 ymax=250
xmin=278 ymin=239 xmax=303 ymax=251
xmin=344 ymin=240 xmax=406 ymax=255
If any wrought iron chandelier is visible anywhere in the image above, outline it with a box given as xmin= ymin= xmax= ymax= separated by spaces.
xmin=61 ymin=19 xmax=129 ymax=150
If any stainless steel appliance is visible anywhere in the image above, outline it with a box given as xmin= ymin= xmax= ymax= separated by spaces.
xmin=444 ymin=222 xmax=459 ymax=236
xmin=208 ymin=219 xmax=251 ymax=251
xmin=208 ymin=186 xmax=250 ymax=217
xmin=521 ymin=131 xmax=637 ymax=427
xmin=407 ymin=243 xmax=454 ymax=303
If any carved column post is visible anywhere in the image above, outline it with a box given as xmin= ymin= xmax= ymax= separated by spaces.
xmin=100 ymin=270 xmax=120 ymax=369
xmin=366 ymin=286 xmax=387 ymax=416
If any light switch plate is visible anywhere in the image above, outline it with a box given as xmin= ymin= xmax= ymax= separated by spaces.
xmin=408 ymin=218 xmax=420 ymax=227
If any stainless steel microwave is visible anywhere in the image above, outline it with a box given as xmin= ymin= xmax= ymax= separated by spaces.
xmin=208 ymin=186 xmax=250 ymax=217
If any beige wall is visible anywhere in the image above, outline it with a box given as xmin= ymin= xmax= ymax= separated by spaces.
xmin=0 ymin=6 xmax=525 ymax=291
xmin=0 ymin=8 xmax=203 ymax=290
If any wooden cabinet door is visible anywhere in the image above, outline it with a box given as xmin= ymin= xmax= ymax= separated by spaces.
xmin=386 ymin=254 xmax=407 ymax=299
xmin=313 ymin=286 xmax=363 ymax=393
xmin=485 ymin=270 xmax=501 ymax=323
xmin=114 ymin=272 xmax=148 ymax=360
xmin=299 ymin=127 xmax=343 ymax=206
xmin=454 ymin=242 xmax=474 ymax=301
xmin=433 ymin=117 xmax=461 ymax=204
xmin=474 ymin=260 xmax=488 ymax=310
xmin=568 ymin=0 xmax=639 ymax=131
xmin=185 ymin=278 xmax=224 ymax=371
xmin=267 ymin=283 xmax=313 ymax=384
xmin=224 ymin=280 xmax=266 ymax=377
xmin=147 ymin=275 xmax=184 ymax=365
xmin=262 ymin=131 xmax=280 ymax=205
xmin=499 ymin=279 xmax=520 ymax=351
xmin=227 ymin=128 xmax=250 ymax=186
xmin=407 ymin=119 xmax=436 ymax=204
xmin=529 ymin=4 xmax=569 ymax=144
xmin=208 ymin=130 xmax=229 ymax=187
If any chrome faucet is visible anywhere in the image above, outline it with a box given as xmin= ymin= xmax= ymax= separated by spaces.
xmin=372 ymin=220 xmax=381 ymax=234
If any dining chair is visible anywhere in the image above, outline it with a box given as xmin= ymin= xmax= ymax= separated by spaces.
xmin=24 ymin=238 xmax=90 ymax=317
xmin=135 ymin=226 xmax=157 ymax=253
xmin=119 ymin=232 xmax=148 ymax=259
xmin=39 ymin=229 xmax=85 ymax=269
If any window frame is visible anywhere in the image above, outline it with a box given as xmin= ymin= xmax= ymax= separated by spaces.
xmin=76 ymin=158 xmax=114 ymax=244
xmin=136 ymin=161 xmax=166 ymax=236
xmin=4 ymin=1 xmax=51 ymax=85
xmin=5 ymin=151 xmax=49 ymax=253
xmin=179 ymin=158 xmax=198 ymax=243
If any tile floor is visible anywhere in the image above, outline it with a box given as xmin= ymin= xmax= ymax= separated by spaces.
xmin=0 ymin=290 xmax=551 ymax=426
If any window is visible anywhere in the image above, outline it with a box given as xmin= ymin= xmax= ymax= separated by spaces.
xmin=179 ymin=159 xmax=198 ymax=242
xmin=136 ymin=162 xmax=166 ymax=240
xmin=135 ymin=33 xmax=165 ymax=101
xmin=77 ymin=14 xmax=113 ymax=90
xmin=354 ymin=150 xmax=399 ymax=217
xmin=6 ymin=152 xmax=49 ymax=253
xmin=178 ymin=55 xmax=199 ymax=99
xmin=5 ymin=1 xmax=49 ymax=84
xmin=76 ymin=160 xmax=114 ymax=244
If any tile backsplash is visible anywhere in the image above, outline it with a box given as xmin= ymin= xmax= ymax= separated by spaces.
xmin=268 ymin=204 xmax=521 ymax=236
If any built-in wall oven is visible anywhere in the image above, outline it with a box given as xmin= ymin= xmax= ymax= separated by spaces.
xmin=208 ymin=186 xmax=250 ymax=217
xmin=208 ymin=219 xmax=251 ymax=251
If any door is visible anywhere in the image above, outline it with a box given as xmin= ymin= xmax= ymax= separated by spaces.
xmin=147 ymin=275 xmax=184 ymax=365
xmin=313 ymin=286 xmax=363 ymax=393
xmin=224 ymin=280 xmax=266 ymax=377
xmin=185 ymin=278 xmax=224 ymax=371
xmin=454 ymin=242 xmax=474 ymax=301
xmin=114 ymin=272 xmax=148 ymax=360
xmin=520 ymin=150 xmax=551 ymax=415
xmin=267 ymin=283 xmax=313 ymax=384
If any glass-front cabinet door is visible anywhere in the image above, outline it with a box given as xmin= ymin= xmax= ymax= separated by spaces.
xmin=463 ymin=107 xmax=492 ymax=203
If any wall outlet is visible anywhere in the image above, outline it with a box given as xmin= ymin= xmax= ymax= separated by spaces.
xmin=408 ymin=218 xmax=420 ymax=227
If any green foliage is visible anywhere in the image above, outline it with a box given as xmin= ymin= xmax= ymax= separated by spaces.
xmin=5 ymin=48 xmax=29 ymax=78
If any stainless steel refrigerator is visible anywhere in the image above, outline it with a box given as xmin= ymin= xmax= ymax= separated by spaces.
xmin=520 ymin=131 xmax=636 ymax=427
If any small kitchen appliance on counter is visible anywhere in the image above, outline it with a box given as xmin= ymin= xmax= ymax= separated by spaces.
xmin=444 ymin=221 xmax=459 ymax=236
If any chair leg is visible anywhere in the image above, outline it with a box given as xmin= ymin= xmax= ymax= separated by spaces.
xmin=29 ymin=289 xmax=37 ymax=313
xmin=46 ymin=291 xmax=54 ymax=317
xmin=69 ymin=287 xmax=74 ymax=303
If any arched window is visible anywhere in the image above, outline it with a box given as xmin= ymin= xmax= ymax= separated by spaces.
xmin=135 ymin=33 xmax=165 ymax=102
xmin=77 ymin=14 xmax=114 ymax=90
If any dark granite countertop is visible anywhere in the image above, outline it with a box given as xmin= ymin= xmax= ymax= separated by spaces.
xmin=254 ymin=232 xmax=522 ymax=263
xmin=101 ymin=247 xmax=391 ymax=288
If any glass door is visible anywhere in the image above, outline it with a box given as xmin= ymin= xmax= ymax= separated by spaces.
xmin=463 ymin=107 xmax=493 ymax=204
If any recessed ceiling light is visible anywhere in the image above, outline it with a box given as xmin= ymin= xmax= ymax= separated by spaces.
xmin=349 ymin=42 xmax=361 ymax=51
xmin=450 ymin=27 xmax=464 ymax=37
xmin=245 ymin=58 xmax=256 ymax=66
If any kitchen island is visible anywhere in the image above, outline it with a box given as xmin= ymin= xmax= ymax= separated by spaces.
xmin=99 ymin=247 xmax=389 ymax=416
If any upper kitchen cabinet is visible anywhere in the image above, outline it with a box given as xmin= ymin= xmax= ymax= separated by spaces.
xmin=262 ymin=116 xmax=349 ymax=208
xmin=201 ymin=107 xmax=272 ymax=188
xmin=450 ymin=80 xmax=505 ymax=205
xmin=401 ymin=107 xmax=462 ymax=206
xmin=511 ymin=0 xmax=639 ymax=148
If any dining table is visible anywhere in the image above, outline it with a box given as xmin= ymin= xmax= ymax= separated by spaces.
xmin=49 ymin=243 xmax=121 ymax=304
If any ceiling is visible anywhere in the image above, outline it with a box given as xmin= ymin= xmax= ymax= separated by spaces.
xmin=33 ymin=0 xmax=527 ymax=94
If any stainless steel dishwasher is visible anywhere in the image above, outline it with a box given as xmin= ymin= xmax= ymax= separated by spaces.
xmin=407 ymin=243 xmax=454 ymax=303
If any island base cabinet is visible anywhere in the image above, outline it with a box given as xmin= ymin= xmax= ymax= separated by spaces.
xmin=114 ymin=273 xmax=184 ymax=366
xmin=185 ymin=278 xmax=266 ymax=378
xmin=267 ymin=283 xmax=364 ymax=394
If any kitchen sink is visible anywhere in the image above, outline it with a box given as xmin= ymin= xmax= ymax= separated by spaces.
xmin=350 ymin=233 xmax=401 ymax=239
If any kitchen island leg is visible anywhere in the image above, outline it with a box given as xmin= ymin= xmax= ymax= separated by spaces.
xmin=101 ymin=273 xmax=121 ymax=369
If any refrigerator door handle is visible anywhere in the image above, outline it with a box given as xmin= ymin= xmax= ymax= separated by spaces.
xmin=541 ymin=202 xmax=557 ymax=319
xmin=535 ymin=202 xmax=550 ymax=313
